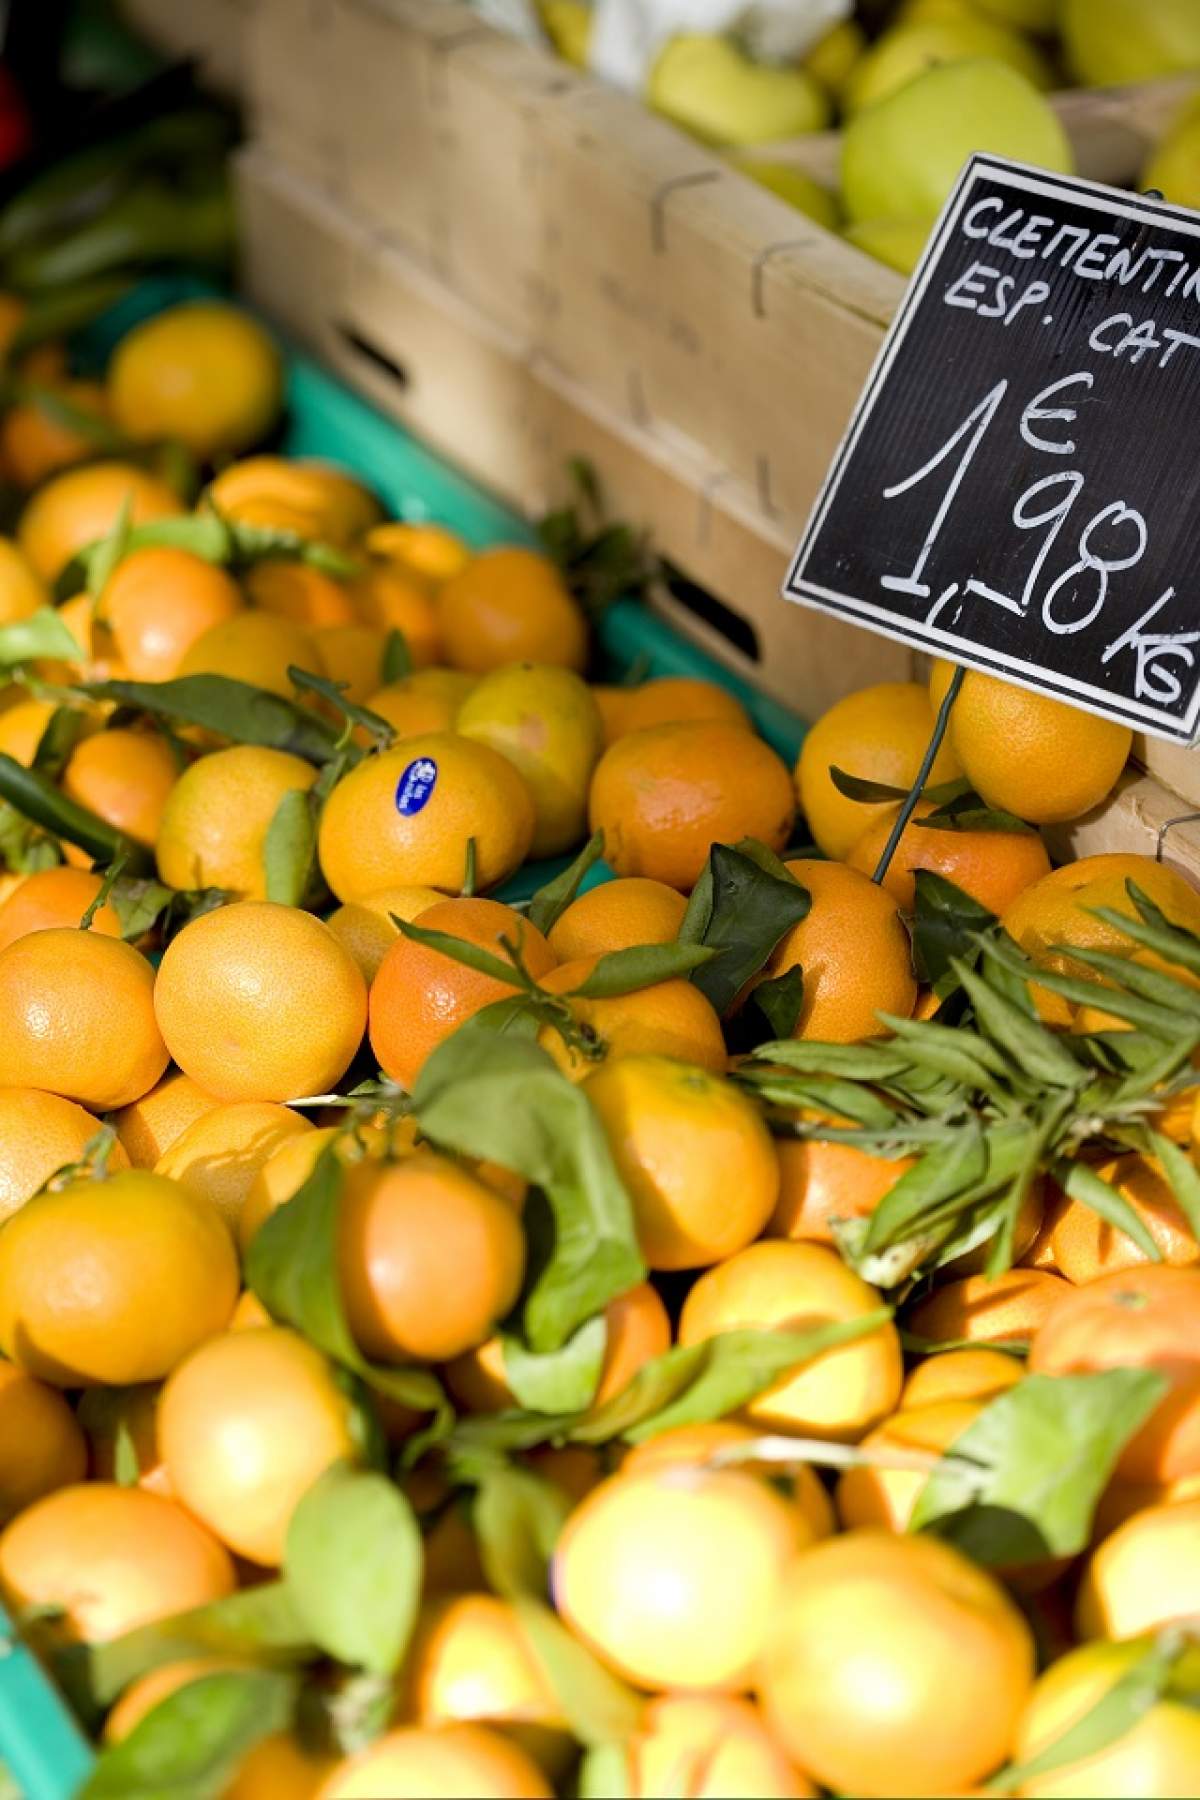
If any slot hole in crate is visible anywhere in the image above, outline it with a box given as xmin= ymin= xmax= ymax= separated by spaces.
xmin=336 ymin=323 xmax=410 ymax=392
xmin=662 ymin=562 xmax=761 ymax=664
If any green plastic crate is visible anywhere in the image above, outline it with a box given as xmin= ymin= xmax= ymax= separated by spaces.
xmin=0 ymin=276 xmax=806 ymax=1798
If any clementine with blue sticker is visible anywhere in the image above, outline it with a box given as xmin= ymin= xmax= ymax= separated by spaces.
xmin=395 ymin=756 xmax=438 ymax=816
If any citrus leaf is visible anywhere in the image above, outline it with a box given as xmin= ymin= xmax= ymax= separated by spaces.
xmin=107 ymin=876 xmax=174 ymax=941
xmin=1086 ymin=888 xmax=1200 ymax=980
xmin=55 ymin=1584 xmax=313 ymax=1720
xmin=0 ymin=607 xmax=85 ymax=667
xmin=395 ymin=918 xmax=528 ymax=986
xmin=263 ymin=788 xmax=316 ymax=907
xmin=579 ymin=1743 xmax=633 ymax=1800
xmin=0 ymin=752 xmax=150 ymax=872
xmin=681 ymin=842 xmax=809 ymax=1017
xmin=746 ymin=1038 xmax=915 ymax=1081
xmin=912 ymin=871 xmax=997 ymax=992
xmin=910 ymin=1368 xmax=1169 ymax=1562
xmin=1148 ymin=1129 xmax=1200 ymax=1239
xmin=990 ymin=1630 xmax=1189 ymax=1793
xmin=0 ymin=799 xmax=60 ymax=873
xmin=864 ymin=1125 xmax=989 ymax=1254
xmin=244 ymin=1144 xmax=449 ymax=1418
xmin=83 ymin=677 xmax=344 ymax=765
xmin=1053 ymin=1157 xmax=1164 ymax=1263
xmin=474 ymin=1467 xmax=642 ymax=1747
xmin=575 ymin=1315 xmax=893 ymax=1445
xmin=381 ymin=629 xmax=410 ymax=684
xmin=80 ymin=1669 xmax=295 ymax=1800
xmin=744 ymin=1071 xmax=900 ymax=1129
xmin=746 ymin=965 xmax=805 ymax=1039
xmin=955 ymin=957 xmax=1085 ymax=1087
xmin=1055 ymin=946 xmax=1200 ymax=1015
xmin=31 ymin=705 xmax=90 ymax=781
xmin=570 ymin=940 xmax=715 ymax=998
xmin=285 ymin=1463 xmax=422 ymax=1677
xmin=85 ymin=495 xmax=133 ymax=601
xmin=228 ymin=521 xmax=360 ymax=579
xmin=58 ymin=515 xmax=235 ymax=600
xmin=526 ymin=831 xmax=607 ymax=937
xmin=287 ymin=666 xmax=394 ymax=748
xmin=413 ymin=1024 xmax=643 ymax=1353
xmin=677 ymin=836 xmax=798 ymax=947
xmin=501 ymin=1313 xmax=608 ymax=1414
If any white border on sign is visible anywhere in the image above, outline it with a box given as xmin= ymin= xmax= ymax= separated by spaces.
xmin=782 ymin=153 xmax=1200 ymax=747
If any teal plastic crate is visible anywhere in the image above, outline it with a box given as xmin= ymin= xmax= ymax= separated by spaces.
xmin=0 ymin=276 xmax=807 ymax=1798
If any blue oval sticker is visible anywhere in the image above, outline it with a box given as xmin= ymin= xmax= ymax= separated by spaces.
xmin=395 ymin=756 xmax=438 ymax=816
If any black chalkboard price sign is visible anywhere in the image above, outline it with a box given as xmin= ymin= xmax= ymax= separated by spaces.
xmin=784 ymin=153 xmax=1200 ymax=746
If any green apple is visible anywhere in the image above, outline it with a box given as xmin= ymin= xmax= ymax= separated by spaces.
xmin=538 ymin=0 xmax=591 ymax=69
xmin=1062 ymin=0 xmax=1200 ymax=86
xmin=734 ymin=157 xmax=841 ymax=229
xmin=647 ymin=35 xmax=830 ymax=148
xmin=844 ymin=18 xmax=1052 ymax=114
xmin=844 ymin=215 xmax=935 ymax=274
xmin=802 ymin=19 xmax=868 ymax=101
xmin=840 ymin=58 xmax=1073 ymax=226
xmin=1143 ymin=96 xmax=1200 ymax=210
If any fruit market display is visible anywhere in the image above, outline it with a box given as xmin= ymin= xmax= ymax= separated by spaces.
xmin=0 ymin=289 xmax=1197 ymax=1798
xmin=527 ymin=0 xmax=1200 ymax=272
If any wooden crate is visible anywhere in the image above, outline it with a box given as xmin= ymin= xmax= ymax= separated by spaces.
xmin=236 ymin=145 xmax=1200 ymax=881
xmin=234 ymin=144 xmax=911 ymax=720
xmin=117 ymin=0 xmax=259 ymax=95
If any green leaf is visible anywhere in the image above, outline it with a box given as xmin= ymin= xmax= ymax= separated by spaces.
xmin=956 ymin=957 xmax=1085 ymax=1088
xmin=395 ymin=917 xmax=529 ymax=987
xmin=263 ymin=788 xmax=316 ymax=907
xmin=85 ymin=495 xmax=133 ymax=601
xmin=107 ymin=877 xmax=174 ymax=941
xmin=746 ymin=1039 xmax=916 ymax=1081
xmin=912 ymin=871 xmax=997 ymax=992
xmin=228 ymin=522 xmax=360 ymax=580
xmin=526 ymin=831 xmax=607 ymax=936
xmin=747 ymin=965 xmax=805 ymax=1038
xmin=571 ymin=940 xmax=715 ymax=997
xmin=991 ymin=1632 xmax=1189 ymax=1793
xmin=80 ymin=1669 xmax=295 ymax=1800
xmin=0 ymin=798 xmax=60 ymax=873
xmin=55 ymin=1583 xmax=313 ymax=1720
xmin=381 ymin=629 xmax=410 ymax=684
xmin=864 ymin=1126 xmax=989 ymax=1253
xmin=285 ymin=1462 xmax=422 ymax=1676
xmin=0 ymin=752 xmax=150 ymax=873
xmin=683 ymin=842 xmax=809 ymax=1017
xmin=677 ymin=836 xmax=798 ymax=947
xmin=1088 ymin=888 xmax=1200 ymax=980
xmin=910 ymin=1368 xmax=1169 ymax=1562
xmin=579 ymin=1743 xmax=633 ymax=1800
xmin=501 ymin=1313 xmax=608 ymax=1414
xmin=31 ymin=705 xmax=90 ymax=781
xmin=828 ymin=767 xmax=916 ymax=804
xmin=1148 ymin=1130 xmax=1200 ymax=1239
xmin=1053 ymin=1158 xmax=1164 ymax=1264
xmin=244 ymin=1145 xmax=449 ymax=1418
xmin=287 ymin=666 xmax=395 ymax=748
xmin=59 ymin=516 xmax=235 ymax=601
xmin=0 ymin=606 xmax=84 ymax=667
xmin=575 ymin=1315 xmax=893 ymax=1445
xmin=84 ymin=677 xmax=345 ymax=765
xmin=474 ymin=1467 xmax=642 ymax=1746
xmin=7 ymin=275 xmax=132 ymax=355
xmin=414 ymin=1024 xmax=643 ymax=1352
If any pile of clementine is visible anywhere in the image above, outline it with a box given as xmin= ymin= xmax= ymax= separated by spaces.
xmin=0 ymin=294 xmax=1196 ymax=1800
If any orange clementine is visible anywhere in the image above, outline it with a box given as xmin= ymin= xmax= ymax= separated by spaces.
xmin=758 ymin=1530 xmax=1034 ymax=1797
xmin=0 ymin=1362 xmax=87 ymax=1522
xmin=1049 ymin=1154 xmax=1198 ymax=1284
xmin=613 ymin=675 xmax=752 ymax=739
xmin=362 ymin=521 xmax=470 ymax=589
xmin=932 ymin=659 xmax=1131 ymax=824
xmin=0 ymin=1483 xmax=234 ymax=1644
xmin=109 ymin=301 xmax=282 ymax=457
xmin=155 ymin=744 xmax=317 ymax=900
xmin=553 ymin=1465 xmax=809 ymax=1691
xmin=621 ymin=1419 xmax=835 ymax=1540
xmin=83 ymin=1381 xmax=169 ymax=1494
xmin=100 ymin=546 xmax=243 ymax=682
xmin=446 ymin=1280 xmax=670 ymax=1413
xmin=112 ymin=1070 xmax=221 ymax=1170
xmin=836 ymin=1396 xmax=986 ymax=1533
xmin=589 ymin=721 xmax=795 ymax=891
xmin=1014 ymin=1638 xmax=1200 ymax=1799
xmin=159 ymin=1326 xmax=360 ymax=1565
xmin=311 ymin=623 xmax=387 ymax=705
xmin=349 ymin=563 xmax=442 ymax=666
xmin=244 ymin=559 xmax=355 ymax=628
xmin=436 ymin=547 xmax=586 ymax=674
xmin=318 ymin=734 xmax=535 ymax=902
xmin=764 ymin=859 xmax=917 ymax=1041
xmin=1 ymin=380 xmax=111 ymax=489
xmin=363 ymin=667 xmax=475 ymax=740
xmin=404 ymin=1592 xmax=568 ymax=1770
xmin=0 ymin=1168 xmax=238 ymax=1386
xmin=155 ymin=1101 xmax=314 ymax=1237
xmin=326 ymin=884 xmax=445 ymax=983
xmin=795 ymin=681 xmax=964 ymax=860
xmin=900 ymin=1346 xmax=1024 ymax=1409
xmin=908 ymin=1269 xmax=1070 ymax=1347
xmin=239 ymin=1126 xmax=338 ymax=1255
xmin=154 ymin=901 xmax=367 ymax=1104
xmin=0 ymin=694 xmax=61 ymax=766
xmin=536 ymin=957 xmax=727 ymax=1080
xmin=205 ymin=457 xmax=382 ymax=548
xmin=546 ymin=876 xmax=688 ymax=963
xmin=0 ymin=928 xmax=167 ymax=1108
xmin=1028 ymin=1266 xmax=1200 ymax=1483
xmin=60 ymin=727 xmax=178 ymax=850
xmin=628 ymin=1693 xmax=816 ymax=1799
xmin=177 ymin=610 xmax=321 ymax=699
xmin=0 ymin=1087 xmax=129 ymax=1223
xmin=584 ymin=1054 xmax=779 ymax=1268
xmin=316 ymin=1723 xmax=553 ymax=1799
xmin=1077 ymin=1496 xmax=1200 ymax=1642
xmin=846 ymin=798 xmax=1052 ymax=913
xmin=17 ymin=461 xmax=183 ymax=583
xmin=369 ymin=897 xmax=555 ymax=1091
xmin=771 ymin=1134 xmax=914 ymax=1244
xmin=338 ymin=1150 xmax=525 ymax=1363
xmin=0 ymin=536 xmax=49 ymax=621
xmin=679 ymin=1239 xmax=902 ymax=1439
